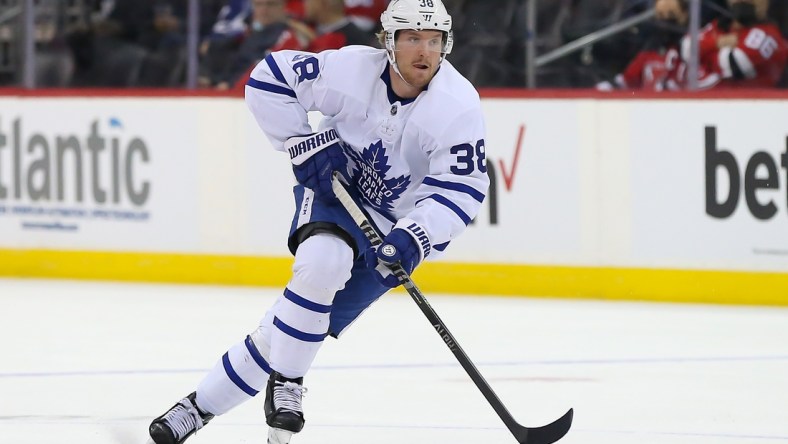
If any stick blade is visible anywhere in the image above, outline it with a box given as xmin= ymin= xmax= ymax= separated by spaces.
xmin=516 ymin=408 xmax=573 ymax=444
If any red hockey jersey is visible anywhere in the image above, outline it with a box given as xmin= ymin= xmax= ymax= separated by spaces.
xmin=680 ymin=19 xmax=788 ymax=89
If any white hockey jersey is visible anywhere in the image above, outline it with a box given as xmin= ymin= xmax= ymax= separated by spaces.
xmin=245 ymin=45 xmax=488 ymax=259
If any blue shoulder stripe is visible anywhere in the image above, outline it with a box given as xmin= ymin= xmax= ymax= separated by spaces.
xmin=418 ymin=194 xmax=472 ymax=225
xmin=265 ymin=54 xmax=287 ymax=85
xmin=422 ymin=177 xmax=485 ymax=203
xmin=247 ymin=77 xmax=296 ymax=98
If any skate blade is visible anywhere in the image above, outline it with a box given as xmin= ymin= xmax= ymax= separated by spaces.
xmin=267 ymin=427 xmax=294 ymax=444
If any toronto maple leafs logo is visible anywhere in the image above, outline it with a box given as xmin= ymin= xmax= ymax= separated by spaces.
xmin=346 ymin=140 xmax=410 ymax=214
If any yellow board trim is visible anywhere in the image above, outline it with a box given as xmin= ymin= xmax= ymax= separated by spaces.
xmin=1 ymin=249 xmax=786 ymax=306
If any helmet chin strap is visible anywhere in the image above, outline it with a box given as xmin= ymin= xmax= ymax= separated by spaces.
xmin=388 ymin=51 xmax=417 ymax=89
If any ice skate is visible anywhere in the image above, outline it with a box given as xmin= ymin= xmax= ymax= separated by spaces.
xmin=149 ymin=392 xmax=214 ymax=444
xmin=265 ymin=371 xmax=307 ymax=444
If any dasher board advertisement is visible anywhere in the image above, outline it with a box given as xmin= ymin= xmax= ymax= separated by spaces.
xmin=628 ymin=100 xmax=788 ymax=272
xmin=0 ymin=98 xmax=200 ymax=252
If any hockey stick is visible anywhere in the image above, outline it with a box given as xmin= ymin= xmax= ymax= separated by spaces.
xmin=330 ymin=173 xmax=573 ymax=444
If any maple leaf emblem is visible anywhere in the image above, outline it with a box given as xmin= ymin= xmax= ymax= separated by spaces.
xmin=347 ymin=140 xmax=411 ymax=214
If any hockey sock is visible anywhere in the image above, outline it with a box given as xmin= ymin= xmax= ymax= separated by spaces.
xmin=269 ymin=234 xmax=353 ymax=377
xmin=195 ymin=312 xmax=276 ymax=415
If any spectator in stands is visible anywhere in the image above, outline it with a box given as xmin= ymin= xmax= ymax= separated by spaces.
xmin=200 ymin=0 xmax=296 ymax=90
xmin=136 ymin=1 xmax=191 ymax=86
xmin=344 ymin=0 xmax=389 ymax=33
xmin=306 ymin=0 xmax=377 ymax=50
xmin=204 ymin=0 xmax=252 ymax=43
xmin=678 ymin=0 xmax=788 ymax=89
xmin=66 ymin=0 xmax=224 ymax=87
xmin=198 ymin=0 xmax=251 ymax=87
xmin=596 ymin=0 xmax=689 ymax=91
xmin=284 ymin=0 xmax=387 ymax=33
xmin=66 ymin=1 xmax=152 ymax=86
xmin=272 ymin=0 xmax=377 ymax=53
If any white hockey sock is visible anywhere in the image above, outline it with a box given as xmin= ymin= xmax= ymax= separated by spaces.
xmin=269 ymin=234 xmax=353 ymax=377
xmin=195 ymin=319 xmax=274 ymax=415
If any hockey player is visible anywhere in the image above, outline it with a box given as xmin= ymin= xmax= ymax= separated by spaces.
xmin=147 ymin=0 xmax=489 ymax=443
xmin=678 ymin=0 xmax=787 ymax=89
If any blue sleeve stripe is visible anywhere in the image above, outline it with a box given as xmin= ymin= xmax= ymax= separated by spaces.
xmin=434 ymin=241 xmax=450 ymax=252
xmin=273 ymin=317 xmax=328 ymax=342
xmin=265 ymin=54 xmax=288 ymax=85
xmin=222 ymin=352 xmax=259 ymax=396
xmin=244 ymin=335 xmax=272 ymax=374
xmin=422 ymin=177 xmax=485 ymax=203
xmin=417 ymin=194 xmax=472 ymax=225
xmin=284 ymin=288 xmax=332 ymax=313
xmin=247 ymin=77 xmax=296 ymax=98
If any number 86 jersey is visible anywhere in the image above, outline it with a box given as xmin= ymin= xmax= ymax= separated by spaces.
xmin=245 ymin=45 xmax=489 ymax=259
xmin=680 ymin=19 xmax=788 ymax=89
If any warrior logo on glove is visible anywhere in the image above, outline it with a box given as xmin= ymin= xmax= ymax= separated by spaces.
xmin=285 ymin=128 xmax=348 ymax=201
xmin=287 ymin=129 xmax=341 ymax=165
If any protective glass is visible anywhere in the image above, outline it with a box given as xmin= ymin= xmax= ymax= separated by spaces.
xmin=394 ymin=32 xmax=448 ymax=53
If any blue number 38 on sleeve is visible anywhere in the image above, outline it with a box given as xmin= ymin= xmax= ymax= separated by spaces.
xmin=292 ymin=55 xmax=320 ymax=82
xmin=450 ymin=139 xmax=487 ymax=175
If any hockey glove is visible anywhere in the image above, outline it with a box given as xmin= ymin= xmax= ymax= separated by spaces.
xmin=366 ymin=220 xmax=430 ymax=288
xmin=286 ymin=128 xmax=348 ymax=201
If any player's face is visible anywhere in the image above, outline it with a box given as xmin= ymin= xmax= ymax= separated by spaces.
xmin=394 ymin=30 xmax=444 ymax=89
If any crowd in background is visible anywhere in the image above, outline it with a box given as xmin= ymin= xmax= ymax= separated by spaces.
xmin=0 ymin=0 xmax=786 ymax=90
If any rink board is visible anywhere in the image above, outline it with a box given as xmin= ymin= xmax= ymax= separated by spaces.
xmin=1 ymin=91 xmax=787 ymax=305
xmin=2 ymin=248 xmax=787 ymax=306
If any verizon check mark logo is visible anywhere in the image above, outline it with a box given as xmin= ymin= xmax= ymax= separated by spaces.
xmin=498 ymin=124 xmax=525 ymax=192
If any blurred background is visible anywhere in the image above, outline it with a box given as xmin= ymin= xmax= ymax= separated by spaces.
xmin=1 ymin=0 xmax=787 ymax=306
xmin=1 ymin=0 xmax=786 ymax=91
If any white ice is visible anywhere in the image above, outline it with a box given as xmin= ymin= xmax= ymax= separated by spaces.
xmin=1 ymin=277 xmax=787 ymax=444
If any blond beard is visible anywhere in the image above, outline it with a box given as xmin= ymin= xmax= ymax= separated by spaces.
xmin=401 ymin=67 xmax=435 ymax=90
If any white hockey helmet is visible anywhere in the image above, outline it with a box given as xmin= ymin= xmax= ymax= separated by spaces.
xmin=380 ymin=0 xmax=454 ymax=57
